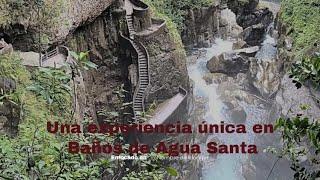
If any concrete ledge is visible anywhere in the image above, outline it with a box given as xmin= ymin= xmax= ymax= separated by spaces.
xmin=139 ymin=87 xmax=188 ymax=146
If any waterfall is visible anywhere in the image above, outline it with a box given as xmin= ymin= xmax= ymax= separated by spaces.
xmin=186 ymin=5 xmax=282 ymax=180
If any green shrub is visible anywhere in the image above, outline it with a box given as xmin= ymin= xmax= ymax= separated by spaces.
xmin=280 ymin=0 xmax=320 ymax=53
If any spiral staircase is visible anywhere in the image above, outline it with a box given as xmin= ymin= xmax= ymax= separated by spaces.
xmin=124 ymin=7 xmax=150 ymax=121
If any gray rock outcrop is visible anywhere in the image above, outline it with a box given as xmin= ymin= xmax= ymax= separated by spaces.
xmin=206 ymin=52 xmax=250 ymax=75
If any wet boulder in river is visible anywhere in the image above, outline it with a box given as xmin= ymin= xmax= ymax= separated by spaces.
xmin=206 ymin=52 xmax=250 ymax=75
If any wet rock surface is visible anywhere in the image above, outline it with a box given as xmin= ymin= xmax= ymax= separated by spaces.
xmin=206 ymin=52 xmax=250 ymax=75
xmin=242 ymin=23 xmax=267 ymax=46
xmin=219 ymin=8 xmax=244 ymax=39
xmin=226 ymin=0 xmax=259 ymax=16
xmin=249 ymin=58 xmax=281 ymax=98
xmin=237 ymin=8 xmax=274 ymax=29
xmin=182 ymin=5 xmax=220 ymax=49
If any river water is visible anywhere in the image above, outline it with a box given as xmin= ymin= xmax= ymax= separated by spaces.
xmin=187 ymin=22 xmax=278 ymax=179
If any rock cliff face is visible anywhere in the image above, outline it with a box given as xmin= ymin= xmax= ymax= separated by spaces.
xmin=64 ymin=5 xmax=130 ymax=122
xmin=0 ymin=0 xmax=116 ymax=52
xmin=181 ymin=5 xmax=220 ymax=48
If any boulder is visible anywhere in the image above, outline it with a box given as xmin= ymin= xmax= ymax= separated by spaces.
xmin=242 ymin=23 xmax=266 ymax=46
xmin=233 ymin=40 xmax=248 ymax=49
xmin=0 ymin=39 xmax=13 ymax=55
xmin=237 ymin=8 xmax=274 ymax=29
xmin=284 ymin=37 xmax=293 ymax=51
xmin=234 ymin=46 xmax=260 ymax=57
xmin=219 ymin=9 xmax=243 ymax=39
xmin=206 ymin=53 xmax=250 ymax=75
xmin=0 ymin=116 xmax=8 ymax=134
xmin=0 ymin=77 xmax=16 ymax=93
xmin=226 ymin=0 xmax=259 ymax=15
xmin=249 ymin=57 xmax=281 ymax=98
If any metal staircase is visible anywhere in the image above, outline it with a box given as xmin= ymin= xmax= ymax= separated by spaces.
xmin=125 ymin=14 xmax=150 ymax=121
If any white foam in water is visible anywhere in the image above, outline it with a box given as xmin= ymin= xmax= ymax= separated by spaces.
xmin=188 ymin=37 xmax=273 ymax=180
xmin=188 ymin=39 xmax=234 ymax=124
xmin=188 ymin=39 xmax=247 ymax=180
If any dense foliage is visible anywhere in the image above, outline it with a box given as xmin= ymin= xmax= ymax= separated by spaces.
xmin=272 ymin=110 xmax=320 ymax=179
xmin=0 ymin=53 xmax=105 ymax=179
xmin=281 ymin=0 xmax=320 ymax=87
xmin=289 ymin=54 xmax=320 ymax=88
xmin=0 ymin=0 xmax=65 ymax=29
xmin=280 ymin=0 xmax=320 ymax=52
xmin=271 ymin=1 xmax=320 ymax=178
xmin=0 ymin=52 xmax=176 ymax=179
xmin=143 ymin=0 xmax=216 ymax=32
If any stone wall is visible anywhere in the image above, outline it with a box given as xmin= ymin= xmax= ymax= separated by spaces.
xmin=136 ymin=25 xmax=190 ymax=105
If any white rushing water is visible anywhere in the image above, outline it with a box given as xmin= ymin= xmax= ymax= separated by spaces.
xmin=255 ymin=23 xmax=277 ymax=62
xmin=187 ymin=36 xmax=273 ymax=179
xmin=187 ymin=39 xmax=245 ymax=180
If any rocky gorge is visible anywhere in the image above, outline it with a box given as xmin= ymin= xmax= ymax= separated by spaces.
xmin=185 ymin=0 xmax=319 ymax=179
xmin=0 ymin=0 xmax=319 ymax=179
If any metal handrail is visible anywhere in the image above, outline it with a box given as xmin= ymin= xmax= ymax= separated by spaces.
xmin=41 ymin=47 xmax=59 ymax=62
xmin=120 ymin=28 xmax=150 ymax=120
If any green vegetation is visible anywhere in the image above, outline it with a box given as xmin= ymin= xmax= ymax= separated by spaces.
xmin=0 ymin=0 xmax=65 ymax=29
xmin=289 ymin=54 xmax=320 ymax=88
xmin=280 ymin=0 xmax=320 ymax=53
xmin=0 ymin=52 xmax=106 ymax=179
xmin=70 ymin=51 xmax=98 ymax=70
xmin=280 ymin=0 xmax=320 ymax=87
xmin=143 ymin=0 xmax=216 ymax=60
xmin=271 ymin=1 xmax=320 ymax=178
xmin=143 ymin=0 xmax=185 ymax=50
xmin=143 ymin=0 xmax=215 ymax=32
xmin=269 ymin=108 xmax=320 ymax=179
xmin=0 ymin=52 xmax=177 ymax=179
